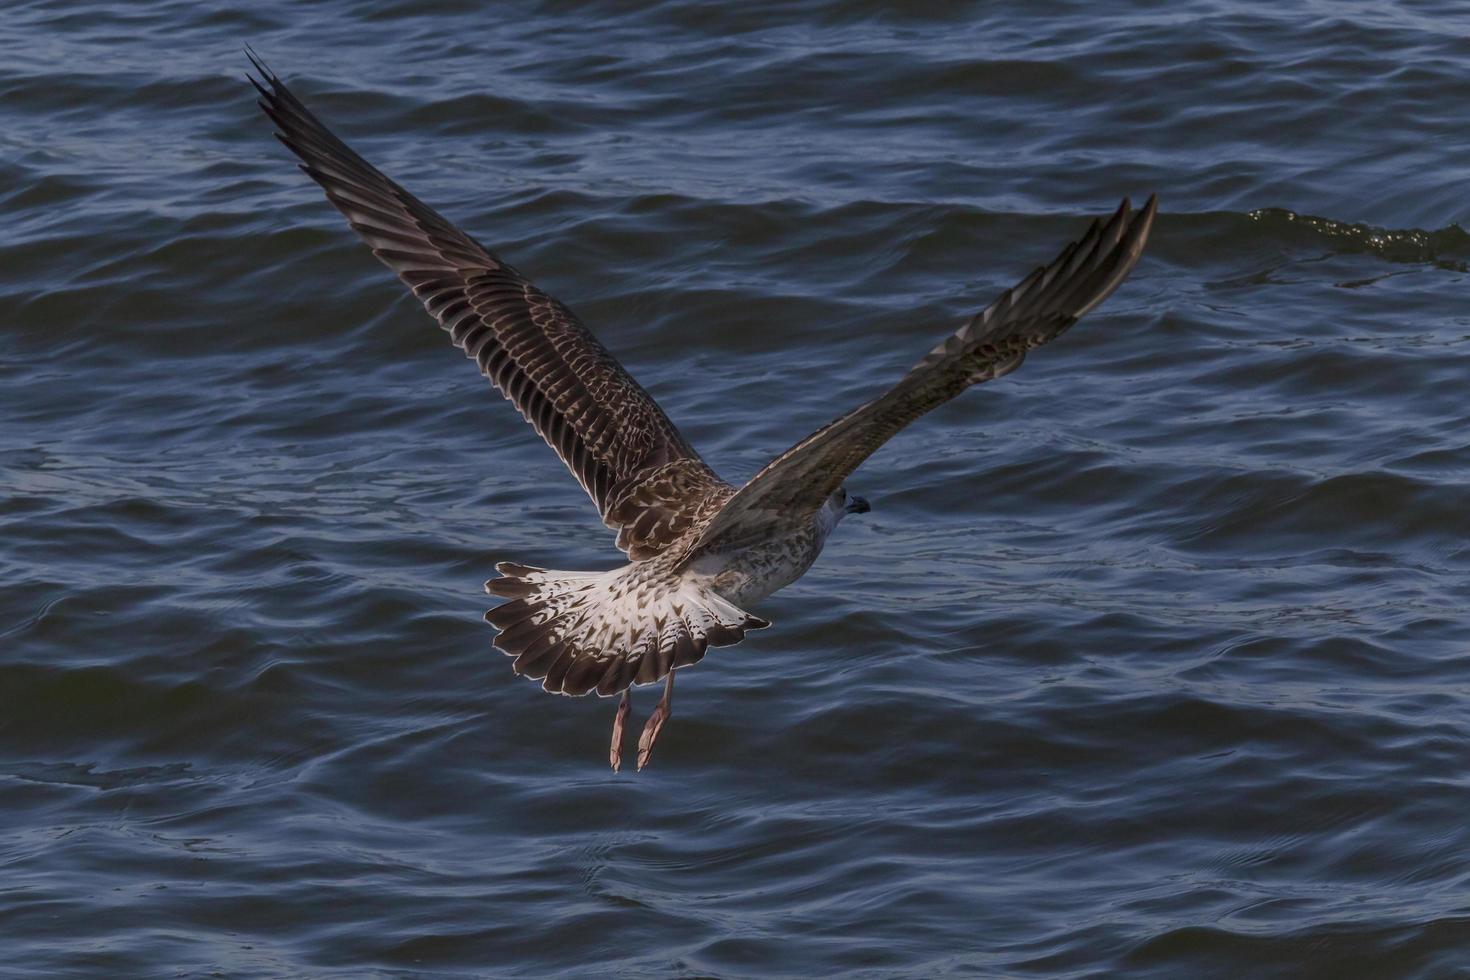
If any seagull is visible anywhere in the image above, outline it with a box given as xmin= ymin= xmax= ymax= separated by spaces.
xmin=248 ymin=54 xmax=1157 ymax=771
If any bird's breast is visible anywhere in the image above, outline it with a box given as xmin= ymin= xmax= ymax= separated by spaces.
xmin=704 ymin=523 xmax=826 ymax=607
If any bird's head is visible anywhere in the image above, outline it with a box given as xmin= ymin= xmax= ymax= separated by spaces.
xmin=833 ymin=485 xmax=871 ymax=518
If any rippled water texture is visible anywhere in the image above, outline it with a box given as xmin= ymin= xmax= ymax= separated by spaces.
xmin=4 ymin=1 xmax=1470 ymax=976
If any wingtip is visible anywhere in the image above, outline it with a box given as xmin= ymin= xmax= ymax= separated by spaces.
xmin=244 ymin=46 xmax=283 ymax=96
xmin=1133 ymin=192 xmax=1161 ymax=243
xmin=244 ymin=45 xmax=269 ymax=77
xmin=1112 ymin=193 xmax=1161 ymax=228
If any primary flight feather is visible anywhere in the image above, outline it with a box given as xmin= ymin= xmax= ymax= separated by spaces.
xmin=248 ymin=54 xmax=1157 ymax=770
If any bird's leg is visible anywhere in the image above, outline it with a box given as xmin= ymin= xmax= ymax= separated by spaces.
xmin=636 ymin=670 xmax=674 ymax=771
xmin=609 ymin=688 xmax=631 ymax=772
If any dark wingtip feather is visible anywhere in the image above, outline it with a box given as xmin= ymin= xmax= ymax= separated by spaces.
xmin=1137 ymin=193 xmax=1160 ymax=241
xmin=244 ymin=47 xmax=276 ymax=89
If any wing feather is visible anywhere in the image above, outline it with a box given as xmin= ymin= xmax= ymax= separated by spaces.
xmin=686 ymin=196 xmax=1158 ymax=557
xmin=247 ymin=53 xmax=729 ymax=559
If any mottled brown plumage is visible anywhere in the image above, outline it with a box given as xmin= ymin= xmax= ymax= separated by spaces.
xmin=249 ymin=54 xmax=1156 ymax=769
xmin=688 ymin=196 xmax=1157 ymax=557
xmin=249 ymin=52 xmax=730 ymax=561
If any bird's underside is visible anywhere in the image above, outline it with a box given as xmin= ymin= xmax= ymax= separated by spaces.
xmin=249 ymin=53 xmax=1157 ymax=769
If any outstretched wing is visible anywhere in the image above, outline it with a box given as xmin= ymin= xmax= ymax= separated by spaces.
xmin=247 ymin=54 xmax=730 ymax=560
xmin=686 ymin=195 xmax=1157 ymax=557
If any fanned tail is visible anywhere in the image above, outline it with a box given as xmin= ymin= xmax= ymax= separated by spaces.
xmin=484 ymin=561 xmax=769 ymax=697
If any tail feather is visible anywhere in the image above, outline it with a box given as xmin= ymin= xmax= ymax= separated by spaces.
xmin=484 ymin=561 xmax=769 ymax=697
xmin=510 ymin=632 xmax=564 ymax=677
xmin=483 ymin=597 xmax=540 ymax=631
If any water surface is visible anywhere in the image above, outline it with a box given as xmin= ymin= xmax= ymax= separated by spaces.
xmin=3 ymin=1 xmax=1469 ymax=976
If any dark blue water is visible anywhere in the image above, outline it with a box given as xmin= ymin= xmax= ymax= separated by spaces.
xmin=4 ymin=1 xmax=1470 ymax=976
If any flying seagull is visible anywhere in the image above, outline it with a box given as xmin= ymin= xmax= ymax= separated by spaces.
xmin=248 ymin=54 xmax=1157 ymax=771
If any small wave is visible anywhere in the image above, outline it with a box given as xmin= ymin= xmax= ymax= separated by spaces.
xmin=1249 ymin=207 xmax=1470 ymax=270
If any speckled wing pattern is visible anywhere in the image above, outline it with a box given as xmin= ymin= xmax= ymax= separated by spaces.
xmin=686 ymin=195 xmax=1157 ymax=558
xmin=248 ymin=54 xmax=730 ymax=560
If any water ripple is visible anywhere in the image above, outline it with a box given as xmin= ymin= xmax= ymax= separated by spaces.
xmin=3 ymin=0 xmax=1469 ymax=976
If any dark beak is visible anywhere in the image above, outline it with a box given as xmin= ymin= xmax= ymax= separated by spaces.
xmin=845 ymin=495 xmax=870 ymax=515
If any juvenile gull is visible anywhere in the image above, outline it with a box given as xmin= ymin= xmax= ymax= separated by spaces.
xmin=248 ymin=55 xmax=1157 ymax=771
